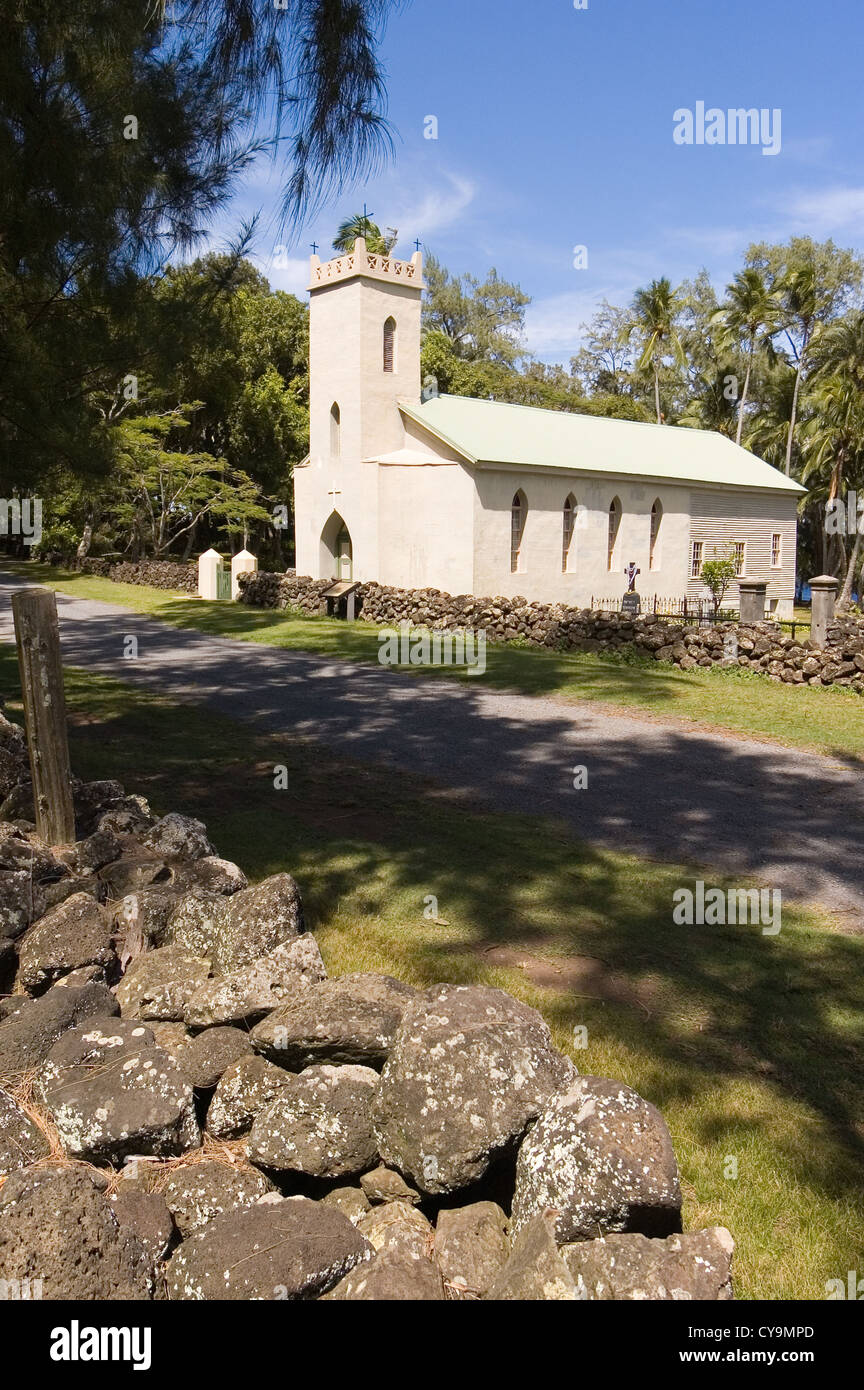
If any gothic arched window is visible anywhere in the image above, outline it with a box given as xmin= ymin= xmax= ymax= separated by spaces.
xmin=650 ymin=499 xmax=662 ymax=570
xmin=383 ymin=317 xmax=396 ymax=372
xmin=562 ymin=494 xmax=577 ymax=573
xmin=330 ymin=402 xmax=341 ymax=459
xmin=511 ymin=491 xmax=527 ymax=573
xmin=607 ymin=496 xmax=622 ymax=571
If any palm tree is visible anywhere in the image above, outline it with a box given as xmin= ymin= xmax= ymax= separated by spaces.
xmin=812 ymin=310 xmax=864 ymax=392
xmin=712 ymin=269 xmax=781 ymax=446
xmin=801 ymin=373 xmax=864 ymax=603
xmin=332 ymin=214 xmax=398 ymax=255
xmin=779 ymin=265 xmax=820 ymax=475
xmin=624 ymin=279 xmax=686 ymax=424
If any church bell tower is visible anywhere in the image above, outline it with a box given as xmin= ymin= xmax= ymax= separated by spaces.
xmin=293 ymin=237 xmax=424 ymax=582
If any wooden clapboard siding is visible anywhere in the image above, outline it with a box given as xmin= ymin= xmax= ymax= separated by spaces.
xmin=687 ymin=489 xmax=799 ymax=602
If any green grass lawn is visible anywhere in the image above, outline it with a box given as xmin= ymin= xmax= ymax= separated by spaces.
xmin=1 ymin=643 xmax=861 ymax=1301
xmin=4 ymin=560 xmax=864 ymax=759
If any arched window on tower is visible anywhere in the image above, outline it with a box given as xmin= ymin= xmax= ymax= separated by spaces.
xmin=330 ymin=402 xmax=341 ymax=459
xmin=607 ymin=496 xmax=622 ymax=572
xmin=383 ymin=317 xmax=397 ymax=373
xmin=650 ymin=499 xmax=662 ymax=570
xmin=511 ymin=491 xmax=526 ymax=573
xmin=562 ymin=494 xmax=577 ymax=573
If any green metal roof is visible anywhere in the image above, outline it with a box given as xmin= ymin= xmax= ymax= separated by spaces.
xmin=401 ymin=394 xmax=806 ymax=494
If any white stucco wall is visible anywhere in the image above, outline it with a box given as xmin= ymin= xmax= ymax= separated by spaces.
xmin=378 ymin=461 xmax=476 ymax=592
xmin=470 ymin=469 xmax=692 ymax=605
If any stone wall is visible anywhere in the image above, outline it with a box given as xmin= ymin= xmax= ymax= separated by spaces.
xmin=0 ymin=709 xmax=734 ymax=1302
xmin=43 ymin=554 xmax=198 ymax=593
xmin=239 ymin=571 xmax=864 ymax=693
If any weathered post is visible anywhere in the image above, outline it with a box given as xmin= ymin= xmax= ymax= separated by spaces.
xmin=737 ymin=579 xmax=768 ymax=624
xmin=11 ymin=587 xmax=75 ymax=844
xmin=809 ymin=574 xmax=839 ymax=649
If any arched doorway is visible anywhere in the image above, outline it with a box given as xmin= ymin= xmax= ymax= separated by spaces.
xmin=320 ymin=511 xmax=353 ymax=580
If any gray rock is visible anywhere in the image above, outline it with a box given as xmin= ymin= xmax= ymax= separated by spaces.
xmin=51 ymin=964 xmax=104 ymax=990
xmin=0 ymin=1164 xmax=154 ymax=1300
xmin=145 ymin=1021 xmax=192 ymax=1064
xmin=560 ymin=1228 xmax=735 ymax=1300
xmin=15 ymin=892 xmax=114 ymax=994
xmin=0 ymin=825 xmax=63 ymax=877
xmin=356 ymin=1200 xmax=433 ymax=1258
xmin=175 ymin=1027 xmax=254 ymax=1089
xmin=99 ymin=856 xmax=184 ymax=897
xmin=251 ymin=972 xmax=416 ymax=1069
xmin=434 ymin=1201 xmax=510 ymax=1299
xmin=206 ymin=1054 xmax=293 ymax=1140
xmin=359 ymin=1164 xmax=421 ymax=1206
xmin=209 ymin=874 xmax=306 ymax=974
xmin=0 ymin=981 xmax=118 ymax=1075
xmin=167 ymin=873 xmax=305 ymax=974
xmin=108 ymin=1188 xmax=175 ymax=1263
xmin=160 ymin=1159 xmax=275 ymax=1236
xmin=143 ymin=813 xmax=214 ymax=861
xmin=96 ymin=798 xmax=154 ymax=836
xmin=511 ymin=1076 xmax=681 ymax=1244
xmin=321 ymin=1186 xmax=371 ymax=1226
xmin=184 ymin=857 xmax=248 ymax=896
xmin=116 ymin=945 xmax=211 ymax=1021
xmin=162 ymin=891 xmax=225 ymax=957
xmin=166 ymin=1196 xmax=372 ymax=1300
xmin=324 ymin=1245 xmax=446 ymax=1301
xmin=115 ymin=887 xmax=183 ymax=949
xmin=37 ymin=1017 xmax=199 ymax=1164
xmin=0 ymin=867 xmax=46 ymax=940
xmin=61 ymin=826 xmax=122 ymax=874
xmin=0 ymin=1085 xmax=51 ymax=1176
xmin=486 ymin=1211 xmax=579 ymax=1301
xmin=371 ymin=984 xmax=576 ymax=1195
xmin=184 ymin=935 xmax=326 ymax=1028
xmin=247 ymin=1064 xmax=379 ymax=1178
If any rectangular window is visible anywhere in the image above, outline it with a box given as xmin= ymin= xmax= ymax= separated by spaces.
xmin=733 ymin=541 xmax=746 ymax=576
xmin=771 ymin=533 xmax=782 ymax=568
xmin=690 ymin=541 xmax=704 ymax=579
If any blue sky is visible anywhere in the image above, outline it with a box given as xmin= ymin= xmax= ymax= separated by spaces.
xmin=213 ymin=0 xmax=864 ymax=363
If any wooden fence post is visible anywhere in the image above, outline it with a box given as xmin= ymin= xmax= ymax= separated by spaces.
xmin=11 ymin=586 xmax=75 ymax=844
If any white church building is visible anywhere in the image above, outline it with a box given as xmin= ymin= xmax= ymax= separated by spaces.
xmin=294 ymin=239 xmax=806 ymax=617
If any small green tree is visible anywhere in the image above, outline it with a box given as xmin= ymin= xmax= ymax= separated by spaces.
xmin=700 ymin=548 xmax=739 ymax=619
xmin=110 ymin=408 xmax=270 ymax=557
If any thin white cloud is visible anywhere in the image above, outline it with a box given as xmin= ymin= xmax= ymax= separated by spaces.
xmin=785 ymin=186 xmax=864 ymax=233
xmin=386 ymin=172 xmax=476 ymax=243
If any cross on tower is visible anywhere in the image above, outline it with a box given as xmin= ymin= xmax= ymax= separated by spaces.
xmin=328 ymin=481 xmax=342 ymax=503
xmin=414 ymin=238 xmax=422 ymax=253
xmin=310 ymin=241 xmax=319 ymax=255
